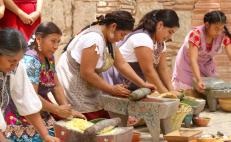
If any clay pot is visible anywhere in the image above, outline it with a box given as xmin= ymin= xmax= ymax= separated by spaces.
xmin=218 ymin=99 xmax=231 ymax=112
xmin=193 ymin=117 xmax=210 ymax=127
xmin=132 ymin=132 xmax=140 ymax=142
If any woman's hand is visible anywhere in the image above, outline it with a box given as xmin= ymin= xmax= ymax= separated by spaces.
xmin=170 ymin=90 xmax=181 ymax=96
xmin=55 ymin=104 xmax=72 ymax=118
xmin=18 ymin=10 xmax=33 ymax=24
xmin=72 ymin=110 xmax=87 ymax=120
xmin=195 ymin=80 xmax=205 ymax=93
xmin=29 ymin=11 xmax=40 ymax=25
xmin=141 ymin=82 xmax=156 ymax=91
xmin=0 ymin=131 xmax=9 ymax=142
xmin=0 ymin=139 xmax=10 ymax=142
xmin=44 ymin=135 xmax=60 ymax=142
xmin=110 ymin=84 xmax=131 ymax=97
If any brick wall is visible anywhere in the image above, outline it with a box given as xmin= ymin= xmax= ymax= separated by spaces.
xmin=191 ymin=0 xmax=231 ymax=81
xmin=42 ymin=0 xmax=231 ymax=81
xmin=153 ymin=0 xmax=231 ymax=81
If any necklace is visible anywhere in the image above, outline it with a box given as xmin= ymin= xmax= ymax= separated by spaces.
xmin=39 ymin=56 xmax=55 ymax=87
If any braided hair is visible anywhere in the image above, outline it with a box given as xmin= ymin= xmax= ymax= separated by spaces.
xmin=204 ymin=10 xmax=231 ymax=38
xmin=63 ymin=10 xmax=135 ymax=58
xmin=28 ymin=22 xmax=62 ymax=49
xmin=134 ymin=9 xmax=180 ymax=36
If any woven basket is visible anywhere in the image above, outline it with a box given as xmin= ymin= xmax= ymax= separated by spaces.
xmin=170 ymin=103 xmax=193 ymax=131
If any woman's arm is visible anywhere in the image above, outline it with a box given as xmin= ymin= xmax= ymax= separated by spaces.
xmin=225 ymin=44 xmax=231 ymax=61
xmin=188 ymin=43 xmax=202 ymax=82
xmin=29 ymin=0 xmax=43 ymax=24
xmin=157 ymin=53 xmax=174 ymax=91
xmin=3 ymin=0 xmax=20 ymax=15
xmin=53 ymin=74 xmax=69 ymax=105
xmin=0 ymin=109 xmax=6 ymax=140
xmin=80 ymin=45 xmax=130 ymax=97
xmin=0 ymin=0 xmax=5 ymax=19
xmin=3 ymin=0 xmax=32 ymax=24
xmin=33 ymin=84 xmax=72 ymax=118
xmin=25 ymin=113 xmax=60 ymax=142
xmin=114 ymin=48 xmax=154 ymax=88
xmin=134 ymin=46 xmax=168 ymax=93
xmin=188 ymin=43 xmax=205 ymax=92
xmin=36 ymin=0 xmax=43 ymax=14
xmin=0 ymin=131 xmax=9 ymax=142
xmin=53 ymin=74 xmax=86 ymax=119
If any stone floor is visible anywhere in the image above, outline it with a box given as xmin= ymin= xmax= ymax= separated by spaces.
xmin=135 ymin=109 xmax=231 ymax=142
xmin=193 ymin=110 xmax=231 ymax=136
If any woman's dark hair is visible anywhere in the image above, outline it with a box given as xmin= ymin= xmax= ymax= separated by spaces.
xmin=134 ymin=9 xmax=180 ymax=36
xmin=63 ymin=10 xmax=135 ymax=58
xmin=0 ymin=28 xmax=27 ymax=56
xmin=204 ymin=10 xmax=231 ymax=38
xmin=28 ymin=21 xmax=62 ymax=49
xmin=83 ymin=10 xmax=135 ymax=31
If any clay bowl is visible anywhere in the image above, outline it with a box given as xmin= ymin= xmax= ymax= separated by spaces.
xmin=218 ymin=99 xmax=231 ymax=112
xmin=197 ymin=138 xmax=218 ymax=142
xmin=132 ymin=132 xmax=140 ymax=142
xmin=193 ymin=117 xmax=210 ymax=127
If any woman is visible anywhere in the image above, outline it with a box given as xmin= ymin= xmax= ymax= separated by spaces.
xmin=0 ymin=0 xmax=4 ymax=19
xmin=57 ymin=10 xmax=154 ymax=120
xmin=0 ymin=0 xmax=42 ymax=41
xmin=104 ymin=9 xmax=179 ymax=93
xmin=0 ymin=29 xmax=59 ymax=142
xmin=24 ymin=21 xmax=85 ymax=121
xmin=172 ymin=10 xmax=231 ymax=92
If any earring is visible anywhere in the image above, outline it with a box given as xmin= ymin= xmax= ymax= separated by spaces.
xmin=38 ymin=45 xmax=42 ymax=51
